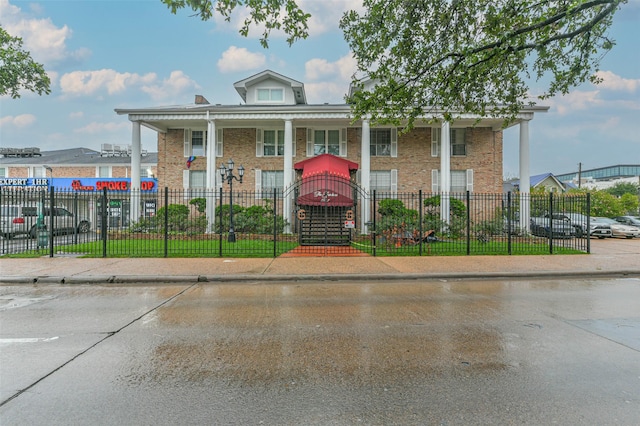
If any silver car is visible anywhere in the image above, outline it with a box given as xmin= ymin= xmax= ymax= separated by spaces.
xmin=0 ymin=204 xmax=91 ymax=239
xmin=591 ymin=217 xmax=639 ymax=239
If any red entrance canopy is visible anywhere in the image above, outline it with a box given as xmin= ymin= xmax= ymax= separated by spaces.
xmin=294 ymin=154 xmax=359 ymax=206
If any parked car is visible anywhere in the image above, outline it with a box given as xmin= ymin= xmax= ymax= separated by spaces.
xmin=549 ymin=213 xmax=612 ymax=239
xmin=612 ymin=216 xmax=640 ymax=227
xmin=530 ymin=216 xmax=574 ymax=239
xmin=0 ymin=204 xmax=91 ymax=239
xmin=591 ymin=217 xmax=640 ymax=239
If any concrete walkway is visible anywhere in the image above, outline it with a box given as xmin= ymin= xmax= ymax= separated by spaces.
xmin=1 ymin=238 xmax=639 ymax=284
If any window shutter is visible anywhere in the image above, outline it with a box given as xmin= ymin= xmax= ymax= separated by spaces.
xmin=339 ymin=128 xmax=347 ymax=157
xmin=256 ymin=129 xmax=263 ymax=157
xmin=390 ymin=128 xmax=398 ymax=157
xmin=355 ymin=170 xmax=361 ymax=185
xmin=183 ymin=170 xmax=190 ymax=189
xmin=216 ymin=128 xmax=223 ymax=157
xmin=390 ymin=169 xmax=398 ymax=194
xmin=215 ymin=171 xmax=222 ymax=188
xmin=255 ymin=169 xmax=262 ymax=199
xmin=431 ymin=169 xmax=439 ymax=193
xmin=431 ymin=128 xmax=440 ymax=157
xmin=306 ymin=129 xmax=313 ymax=157
xmin=183 ymin=129 xmax=191 ymax=157
xmin=466 ymin=169 xmax=474 ymax=192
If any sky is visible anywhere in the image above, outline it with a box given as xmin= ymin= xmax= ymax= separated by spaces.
xmin=1 ymin=0 xmax=639 ymax=179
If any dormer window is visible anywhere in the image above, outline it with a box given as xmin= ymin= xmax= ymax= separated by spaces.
xmin=257 ymin=88 xmax=284 ymax=102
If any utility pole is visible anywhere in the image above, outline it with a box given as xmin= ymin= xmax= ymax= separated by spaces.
xmin=577 ymin=162 xmax=582 ymax=188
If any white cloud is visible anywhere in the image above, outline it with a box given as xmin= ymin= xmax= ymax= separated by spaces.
xmin=59 ymin=69 xmax=157 ymax=96
xmin=300 ymin=0 xmax=364 ymax=36
xmin=74 ymin=121 xmax=129 ymax=134
xmin=0 ymin=114 xmax=36 ymax=128
xmin=547 ymin=90 xmax=603 ymax=115
xmin=0 ymin=0 xmax=90 ymax=64
xmin=141 ymin=71 xmax=202 ymax=101
xmin=217 ymin=46 xmax=266 ymax=73
xmin=305 ymin=53 xmax=356 ymax=81
xmin=69 ymin=111 xmax=84 ymax=119
xmin=594 ymin=70 xmax=640 ymax=92
xmin=303 ymin=53 xmax=357 ymax=102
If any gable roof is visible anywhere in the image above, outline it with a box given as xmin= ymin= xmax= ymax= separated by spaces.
xmin=233 ymin=69 xmax=306 ymax=104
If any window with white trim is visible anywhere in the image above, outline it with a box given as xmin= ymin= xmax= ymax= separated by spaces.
xmin=370 ymin=170 xmax=398 ymax=195
xmin=431 ymin=128 xmax=467 ymax=157
xmin=370 ymin=128 xmax=397 ymax=157
xmin=257 ymin=88 xmax=284 ymax=102
xmin=263 ymin=130 xmax=284 ymax=156
xmin=255 ymin=169 xmax=284 ymax=199
xmin=184 ymin=129 xmax=205 ymax=157
xmin=306 ymin=128 xmax=347 ymax=157
xmin=431 ymin=169 xmax=474 ymax=192
xmin=0 ymin=167 xmax=6 ymax=178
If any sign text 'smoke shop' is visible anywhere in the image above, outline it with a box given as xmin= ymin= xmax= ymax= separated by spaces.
xmin=0 ymin=178 xmax=157 ymax=192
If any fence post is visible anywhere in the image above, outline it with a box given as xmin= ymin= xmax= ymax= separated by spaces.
xmin=273 ymin=187 xmax=277 ymax=258
xmin=418 ymin=190 xmax=423 ymax=256
xmin=164 ymin=187 xmax=168 ymax=258
xmin=549 ymin=192 xmax=554 ymax=254
xmin=48 ymin=186 xmax=54 ymax=257
xmin=507 ymin=191 xmax=512 ymax=255
xmin=466 ymin=190 xmax=471 ymax=256
xmin=372 ymin=190 xmax=377 ymax=257
xmin=218 ymin=187 xmax=223 ymax=257
xmin=73 ymin=192 xmax=79 ymax=245
xmin=586 ymin=193 xmax=591 ymax=254
xmin=101 ymin=187 xmax=107 ymax=258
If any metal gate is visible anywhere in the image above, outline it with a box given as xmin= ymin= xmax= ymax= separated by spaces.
xmin=284 ymin=172 xmax=367 ymax=246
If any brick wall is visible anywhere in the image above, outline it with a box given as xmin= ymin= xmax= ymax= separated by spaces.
xmin=158 ymin=125 xmax=503 ymax=193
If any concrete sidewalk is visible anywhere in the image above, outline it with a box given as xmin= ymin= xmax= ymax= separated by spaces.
xmin=1 ymin=238 xmax=639 ymax=284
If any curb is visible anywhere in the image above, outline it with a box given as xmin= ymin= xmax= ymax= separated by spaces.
xmin=2 ymin=269 xmax=639 ymax=285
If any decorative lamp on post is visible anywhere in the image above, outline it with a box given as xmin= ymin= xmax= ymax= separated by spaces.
xmin=219 ymin=159 xmax=244 ymax=242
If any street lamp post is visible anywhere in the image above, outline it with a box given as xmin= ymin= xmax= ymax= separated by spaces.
xmin=219 ymin=159 xmax=244 ymax=243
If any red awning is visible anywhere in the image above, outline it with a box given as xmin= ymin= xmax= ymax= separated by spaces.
xmin=294 ymin=154 xmax=358 ymax=179
xmin=294 ymin=154 xmax=359 ymax=207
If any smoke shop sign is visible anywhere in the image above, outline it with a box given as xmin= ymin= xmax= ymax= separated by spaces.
xmin=59 ymin=178 xmax=157 ymax=192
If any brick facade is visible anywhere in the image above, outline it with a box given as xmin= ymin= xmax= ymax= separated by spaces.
xmin=159 ymin=126 xmax=503 ymax=193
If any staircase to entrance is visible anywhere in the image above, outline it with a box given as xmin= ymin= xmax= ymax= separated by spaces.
xmin=299 ymin=206 xmax=350 ymax=246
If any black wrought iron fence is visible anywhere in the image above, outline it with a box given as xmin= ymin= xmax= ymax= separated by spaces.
xmin=1 ymin=187 xmax=591 ymax=257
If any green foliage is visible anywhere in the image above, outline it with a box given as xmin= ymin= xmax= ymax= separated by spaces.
xmin=340 ymin=0 xmax=625 ymax=129
xmin=157 ymin=204 xmax=190 ymax=231
xmin=620 ymin=193 xmax=639 ymax=216
xmin=216 ymin=204 xmax=287 ymax=234
xmin=0 ymin=27 xmax=51 ymax=98
xmin=589 ymin=191 xmax=625 ymax=217
xmin=605 ymin=182 xmax=639 ymax=197
xmin=189 ymin=197 xmax=206 ymax=213
xmin=423 ymin=195 xmax=466 ymax=218
xmin=161 ymin=0 xmax=310 ymax=47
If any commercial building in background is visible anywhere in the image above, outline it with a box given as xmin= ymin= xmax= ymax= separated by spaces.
xmin=0 ymin=147 xmax=158 ymax=228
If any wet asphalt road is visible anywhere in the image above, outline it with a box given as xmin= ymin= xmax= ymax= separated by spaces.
xmin=1 ymin=278 xmax=639 ymax=425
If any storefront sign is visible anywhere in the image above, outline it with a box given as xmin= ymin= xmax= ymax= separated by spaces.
xmin=0 ymin=178 xmax=49 ymax=187
xmin=57 ymin=178 xmax=157 ymax=193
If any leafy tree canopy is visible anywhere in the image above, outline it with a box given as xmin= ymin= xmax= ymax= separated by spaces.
xmin=161 ymin=1 xmax=626 ymax=129
xmin=604 ymin=181 xmax=640 ymax=197
xmin=341 ymin=0 xmax=626 ymax=129
xmin=161 ymin=0 xmax=310 ymax=47
xmin=0 ymin=26 xmax=51 ymax=99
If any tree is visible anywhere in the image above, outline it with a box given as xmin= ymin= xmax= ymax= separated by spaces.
xmin=0 ymin=27 xmax=51 ymax=99
xmin=340 ymin=0 xmax=626 ymax=128
xmin=161 ymin=0 xmax=310 ymax=47
xmin=161 ymin=1 xmax=626 ymax=129
xmin=605 ymin=182 xmax=640 ymax=197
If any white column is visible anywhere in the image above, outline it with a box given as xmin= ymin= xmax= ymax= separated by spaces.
xmin=283 ymin=119 xmax=293 ymax=233
xmin=440 ymin=121 xmax=451 ymax=224
xmin=519 ymin=119 xmax=531 ymax=233
xmin=360 ymin=119 xmax=371 ymax=234
xmin=206 ymin=119 xmax=217 ymax=233
xmin=129 ymin=121 xmax=141 ymax=225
